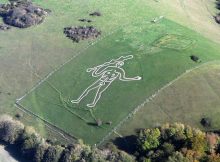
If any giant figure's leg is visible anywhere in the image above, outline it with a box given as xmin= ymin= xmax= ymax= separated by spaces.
xmin=71 ymin=80 xmax=102 ymax=104
xmin=87 ymin=82 xmax=112 ymax=107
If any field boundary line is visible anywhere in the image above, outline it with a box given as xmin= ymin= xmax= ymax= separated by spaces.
xmin=15 ymin=102 xmax=78 ymax=142
xmin=97 ymin=60 xmax=219 ymax=146
xmin=15 ymin=17 xmax=202 ymax=146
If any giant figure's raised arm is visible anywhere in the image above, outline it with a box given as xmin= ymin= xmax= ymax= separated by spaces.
xmin=87 ymin=60 xmax=116 ymax=77
xmin=89 ymin=66 xmax=112 ymax=77
xmin=86 ymin=55 xmax=134 ymax=77
xmin=117 ymin=68 xmax=142 ymax=81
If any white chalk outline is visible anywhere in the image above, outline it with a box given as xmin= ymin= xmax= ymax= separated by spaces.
xmin=15 ymin=18 xmax=169 ymax=144
xmin=71 ymin=55 xmax=141 ymax=107
xmin=15 ymin=18 xmax=150 ymax=103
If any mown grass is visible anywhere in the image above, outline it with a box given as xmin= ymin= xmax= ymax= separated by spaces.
xmin=19 ymin=18 xmax=220 ymax=144
xmin=1 ymin=0 xmax=220 ymax=145
xmin=0 ymin=0 xmax=157 ymax=139
xmin=118 ymin=62 xmax=220 ymax=136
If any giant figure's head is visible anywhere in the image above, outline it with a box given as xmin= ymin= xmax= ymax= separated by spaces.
xmin=116 ymin=61 xmax=124 ymax=67
xmin=114 ymin=55 xmax=133 ymax=67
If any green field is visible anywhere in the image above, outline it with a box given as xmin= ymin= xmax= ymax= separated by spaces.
xmin=17 ymin=18 xmax=220 ymax=144
xmin=118 ymin=62 xmax=220 ymax=136
xmin=1 ymin=0 xmax=220 ymax=145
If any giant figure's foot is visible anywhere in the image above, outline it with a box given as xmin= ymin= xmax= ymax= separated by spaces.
xmin=71 ymin=100 xmax=80 ymax=104
xmin=87 ymin=103 xmax=96 ymax=107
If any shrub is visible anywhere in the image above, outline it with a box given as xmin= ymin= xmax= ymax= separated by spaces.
xmin=0 ymin=115 xmax=24 ymax=144
xmin=200 ymin=118 xmax=212 ymax=128
xmin=21 ymin=133 xmax=41 ymax=159
xmin=190 ymin=129 xmax=208 ymax=155
xmin=190 ymin=55 xmax=200 ymax=62
xmin=137 ymin=128 xmax=161 ymax=152
xmin=161 ymin=143 xmax=175 ymax=156
xmin=59 ymin=148 xmax=72 ymax=162
xmin=166 ymin=152 xmax=190 ymax=162
xmin=42 ymin=146 xmax=59 ymax=162
xmin=33 ymin=143 xmax=48 ymax=162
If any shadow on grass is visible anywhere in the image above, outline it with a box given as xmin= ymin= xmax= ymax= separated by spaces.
xmin=113 ymin=135 xmax=138 ymax=154
xmin=87 ymin=122 xmax=98 ymax=126
xmin=0 ymin=141 xmax=28 ymax=162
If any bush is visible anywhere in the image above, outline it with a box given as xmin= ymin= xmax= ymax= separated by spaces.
xmin=161 ymin=143 xmax=175 ymax=156
xmin=33 ymin=144 xmax=48 ymax=162
xmin=42 ymin=146 xmax=58 ymax=162
xmin=190 ymin=55 xmax=200 ymax=62
xmin=42 ymin=145 xmax=63 ymax=162
xmin=59 ymin=148 xmax=72 ymax=162
xmin=0 ymin=115 xmax=24 ymax=144
xmin=0 ymin=0 xmax=49 ymax=28
xmin=166 ymin=152 xmax=190 ymax=162
xmin=200 ymin=118 xmax=212 ymax=128
xmin=21 ymin=133 xmax=41 ymax=159
xmin=137 ymin=128 xmax=161 ymax=152
xmin=190 ymin=129 xmax=208 ymax=155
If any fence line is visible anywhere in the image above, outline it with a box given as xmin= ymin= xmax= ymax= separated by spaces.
xmin=15 ymin=103 xmax=77 ymax=142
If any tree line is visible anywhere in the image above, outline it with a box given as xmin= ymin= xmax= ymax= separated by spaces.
xmin=0 ymin=115 xmax=134 ymax=162
xmin=119 ymin=123 xmax=220 ymax=162
xmin=2 ymin=114 xmax=220 ymax=162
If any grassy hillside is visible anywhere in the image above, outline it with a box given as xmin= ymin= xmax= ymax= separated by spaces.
xmin=118 ymin=62 xmax=220 ymax=136
xmin=18 ymin=19 xmax=220 ymax=144
xmin=1 ymin=0 xmax=220 ymax=145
